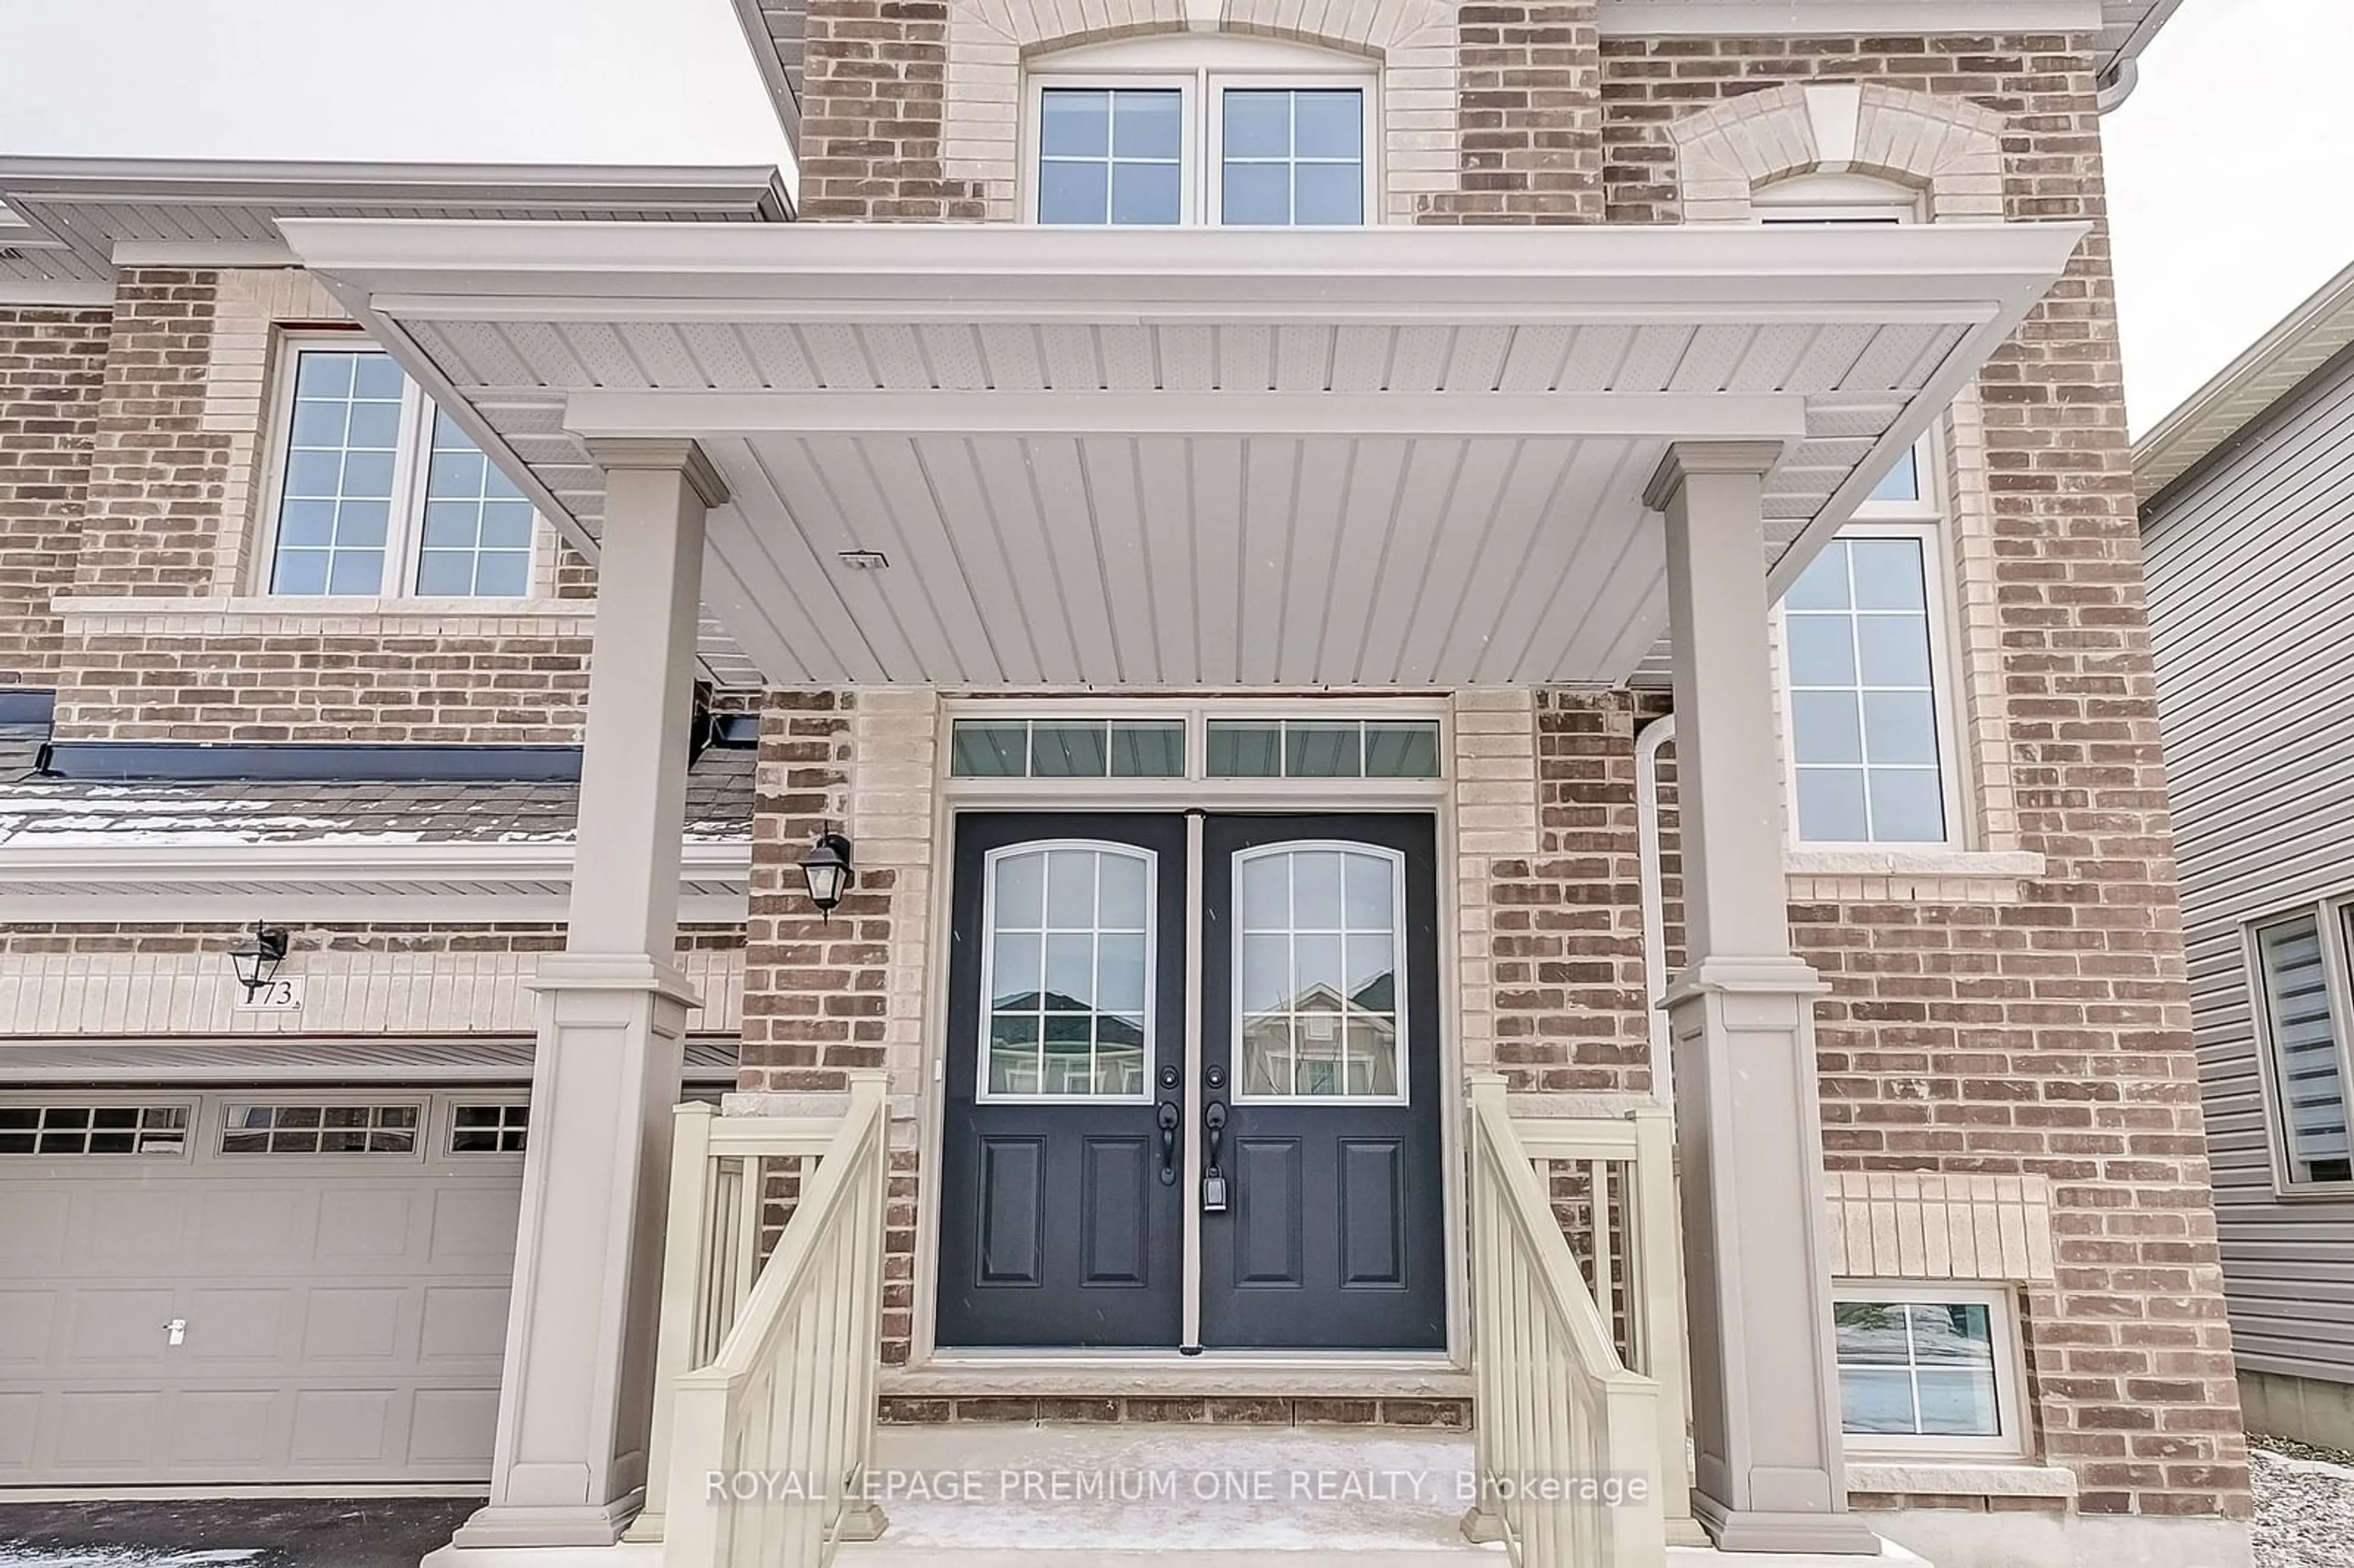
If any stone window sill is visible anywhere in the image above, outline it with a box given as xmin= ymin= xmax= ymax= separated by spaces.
xmin=53 ymin=594 xmax=592 ymax=632
xmin=1848 ymin=1460 xmax=2075 ymax=1501
xmin=1786 ymin=848 xmax=2046 ymax=879
xmin=1785 ymin=848 xmax=2047 ymax=904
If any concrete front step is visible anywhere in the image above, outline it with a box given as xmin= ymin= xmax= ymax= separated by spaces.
xmin=836 ymin=1423 xmax=1931 ymax=1566
xmin=838 ymin=1424 xmax=1495 ymax=1559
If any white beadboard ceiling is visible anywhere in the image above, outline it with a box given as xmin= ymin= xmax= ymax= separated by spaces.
xmin=284 ymin=220 xmax=2084 ymax=689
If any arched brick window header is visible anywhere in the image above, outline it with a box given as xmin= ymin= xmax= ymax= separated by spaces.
xmin=1666 ymin=83 xmax=2006 ymax=224
xmin=945 ymin=0 xmax=1461 ymax=223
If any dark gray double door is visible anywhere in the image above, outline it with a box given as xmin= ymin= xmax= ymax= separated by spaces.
xmin=936 ymin=812 xmax=1445 ymax=1352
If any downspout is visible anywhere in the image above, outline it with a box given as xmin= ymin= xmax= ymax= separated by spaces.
xmin=2095 ymin=58 xmax=2141 ymax=115
xmin=1635 ymin=713 xmax=1675 ymax=1106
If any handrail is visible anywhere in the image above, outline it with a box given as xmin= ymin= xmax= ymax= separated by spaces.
xmin=1466 ymin=1074 xmax=1670 ymax=1568
xmin=1509 ymin=1102 xmax=1694 ymax=1540
xmin=635 ymin=1098 xmax=848 ymax=1542
xmin=660 ymin=1071 xmax=891 ymax=1568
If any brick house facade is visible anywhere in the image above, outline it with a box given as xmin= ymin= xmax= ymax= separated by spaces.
xmin=0 ymin=4 xmax=2249 ymax=1566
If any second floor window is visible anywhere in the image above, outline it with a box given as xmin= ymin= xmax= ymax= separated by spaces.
xmin=266 ymin=342 xmax=536 ymax=599
xmin=1029 ymin=42 xmax=1374 ymax=227
xmin=1780 ymin=522 xmax=1954 ymax=845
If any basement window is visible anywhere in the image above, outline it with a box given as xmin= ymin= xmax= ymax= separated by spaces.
xmin=1832 ymin=1285 xmax=2024 ymax=1458
xmin=262 ymin=338 xmax=538 ymax=600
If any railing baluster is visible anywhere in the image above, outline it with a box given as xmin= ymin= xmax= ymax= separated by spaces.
xmin=658 ymin=1071 xmax=890 ymax=1568
xmin=1465 ymin=1075 xmax=1673 ymax=1568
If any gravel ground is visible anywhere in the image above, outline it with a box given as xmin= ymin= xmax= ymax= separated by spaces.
xmin=0 ymin=1499 xmax=474 ymax=1568
xmin=2253 ymin=1438 xmax=2354 ymax=1568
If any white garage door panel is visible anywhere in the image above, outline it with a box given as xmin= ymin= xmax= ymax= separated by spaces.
xmin=0 ymin=1090 xmax=525 ymax=1486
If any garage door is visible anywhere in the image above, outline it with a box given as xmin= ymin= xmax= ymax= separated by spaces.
xmin=0 ymin=1090 xmax=527 ymax=1486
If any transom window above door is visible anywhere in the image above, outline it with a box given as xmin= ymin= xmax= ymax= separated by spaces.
xmin=1027 ymin=39 xmax=1377 ymax=227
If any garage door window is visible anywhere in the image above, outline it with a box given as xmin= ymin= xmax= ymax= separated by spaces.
xmin=220 ymin=1103 xmax=421 ymax=1155
xmin=451 ymin=1104 xmax=528 ymax=1153
xmin=0 ymin=1105 xmax=189 ymax=1156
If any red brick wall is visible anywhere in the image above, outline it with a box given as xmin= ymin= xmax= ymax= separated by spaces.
xmin=1598 ymin=29 xmax=2248 ymax=1523
xmin=0 ymin=307 xmax=108 ymax=688
xmin=1 ymin=268 xmax=603 ymax=744
xmin=738 ymin=689 xmax=890 ymax=1090
xmin=50 ymin=621 xmax=596 ymax=744
xmin=798 ymin=0 xmax=986 ymax=221
xmin=1488 ymin=688 xmax=1651 ymax=1090
xmin=1420 ymin=0 xmax=1605 ymax=224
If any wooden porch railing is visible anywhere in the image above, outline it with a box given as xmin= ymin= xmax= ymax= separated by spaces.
xmin=1466 ymin=1073 xmax=1680 ymax=1567
xmin=644 ymin=1070 xmax=891 ymax=1566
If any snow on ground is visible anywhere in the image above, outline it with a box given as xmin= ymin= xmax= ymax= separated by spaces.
xmin=2252 ymin=1441 xmax=2354 ymax=1568
xmin=0 ymin=1544 xmax=265 ymax=1553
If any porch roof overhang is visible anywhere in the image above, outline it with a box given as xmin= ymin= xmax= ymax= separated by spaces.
xmin=283 ymin=219 xmax=2085 ymax=689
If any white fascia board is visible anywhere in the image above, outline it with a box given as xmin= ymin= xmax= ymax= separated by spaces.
xmin=0 ymin=158 xmax=793 ymax=219
xmin=1761 ymin=233 xmax=2085 ymax=601
xmin=280 ymin=218 xmax=2088 ymax=325
xmin=566 ymin=389 xmax=1812 ymax=443
xmin=729 ymin=0 xmax=803 ymax=153
xmin=0 ymin=840 xmax=752 ymax=923
xmin=0 ymin=890 xmax=752 ymax=924
xmin=2135 ymin=259 xmax=2354 ymax=506
xmin=1596 ymin=1 xmax=2102 ymax=36
xmin=0 ymin=278 xmax=113 ymax=307
xmin=0 ymin=838 xmax=752 ymax=889
xmin=112 ymin=240 xmax=299 ymax=268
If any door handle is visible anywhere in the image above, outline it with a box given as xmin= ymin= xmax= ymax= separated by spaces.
xmin=1156 ymin=1102 xmax=1181 ymax=1186
xmin=1201 ymin=1101 xmax=1229 ymax=1212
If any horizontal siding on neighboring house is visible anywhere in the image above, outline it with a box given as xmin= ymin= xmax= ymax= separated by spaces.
xmin=2145 ymin=343 xmax=2354 ymax=1385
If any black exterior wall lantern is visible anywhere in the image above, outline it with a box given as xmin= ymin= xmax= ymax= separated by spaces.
xmin=227 ymin=921 xmax=292 ymax=998
xmin=797 ymin=831 xmax=855 ymax=920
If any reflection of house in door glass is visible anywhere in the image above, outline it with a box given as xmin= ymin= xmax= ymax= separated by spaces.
xmin=1241 ymin=983 xmax=1397 ymax=1097
xmin=1238 ymin=847 xmax=1404 ymax=1098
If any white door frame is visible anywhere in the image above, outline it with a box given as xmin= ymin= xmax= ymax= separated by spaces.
xmin=905 ymin=696 xmax=1466 ymax=1376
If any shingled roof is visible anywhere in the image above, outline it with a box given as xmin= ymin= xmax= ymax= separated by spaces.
xmin=0 ymin=745 xmax=755 ymax=847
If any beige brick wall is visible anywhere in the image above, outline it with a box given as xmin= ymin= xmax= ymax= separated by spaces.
xmin=0 ymin=923 xmax=745 ymax=1037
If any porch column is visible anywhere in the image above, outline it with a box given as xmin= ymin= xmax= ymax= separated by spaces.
xmin=1645 ymin=443 xmax=1878 ymax=1556
xmin=451 ymin=441 xmax=726 ymax=1551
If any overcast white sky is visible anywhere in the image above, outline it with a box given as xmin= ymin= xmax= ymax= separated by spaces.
xmin=0 ymin=0 xmax=2343 ymax=435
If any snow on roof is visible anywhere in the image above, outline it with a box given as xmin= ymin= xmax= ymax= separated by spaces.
xmin=0 ymin=745 xmax=754 ymax=847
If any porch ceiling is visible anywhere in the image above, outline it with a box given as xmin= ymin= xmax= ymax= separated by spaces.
xmin=283 ymin=221 xmax=2084 ymax=688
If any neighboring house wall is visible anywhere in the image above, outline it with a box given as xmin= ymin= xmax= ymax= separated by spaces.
xmin=20 ymin=267 xmax=598 ymax=745
xmin=747 ymin=7 xmax=2251 ymax=1526
xmin=2144 ymin=344 xmax=2354 ymax=1420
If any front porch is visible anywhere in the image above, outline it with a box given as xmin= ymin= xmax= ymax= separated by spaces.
xmin=274 ymin=218 xmax=2084 ymax=1567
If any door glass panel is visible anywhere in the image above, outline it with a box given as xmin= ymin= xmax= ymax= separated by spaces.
xmin=982 ymin=844 xmax=1155 ymax=1099
xmin=1235 ymin=845 xmax=1404 ymax=1101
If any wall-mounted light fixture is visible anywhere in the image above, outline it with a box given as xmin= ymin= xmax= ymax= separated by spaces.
xmin=227 ymin=921 xmax=291 ymax=997
xmin=797 ymin=832 xmax=855 ymax=920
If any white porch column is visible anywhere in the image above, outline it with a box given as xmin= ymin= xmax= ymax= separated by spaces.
xmin=1645 ymin=443 xmax=1879 ymax=1556
xmin=449 ymin=440 xmax=726 ymax=1551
